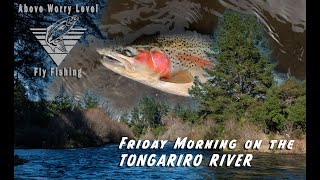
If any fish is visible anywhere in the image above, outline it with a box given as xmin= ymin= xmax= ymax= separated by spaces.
xmin=45 ymin=15 xmax=79 ymax=52
xmin=94 ymin=31 xmax=215 ymax=96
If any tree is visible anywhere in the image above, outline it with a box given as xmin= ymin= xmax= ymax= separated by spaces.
xmin=287 ymin=95 xmax=306 ymax=131
xmin=120 ymin=112 xmax=130 ymax=125
xmin=173 ymin=104 xmax=199 ymax=124
xmin=250 ymin=79 xmax=306 ymax=132
xmin=136 ymin=97 xmax=169 ymax=127
xmin=189 ymin=11 xmax=274 ymax=121
xmin=128 ymin=97 xmax=169 ymax=136
xmin=130 ymin=107 xmax=144 ymax=136
xmin=131 ymin=107 xmax=140 ymax=124
xmin=49 ymin=84 xmax=75 ymax=113
xmin=251 ymin=86 xmax=287 ymax=131
xmin=14 ymin=81 xmax=29 ymax=113
xmin=82 ymin=91 xmax=100 ymax=109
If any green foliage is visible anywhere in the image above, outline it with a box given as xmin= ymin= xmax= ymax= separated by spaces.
xmin=133 ymin=97 xmax=169 ymax=127
xmin=14 ymin=82 xmax=107 ymax=130
xmin=131 ymin=107 xmax=140 ymax=124
xmin=49 ymin=84 xmax=75 ymax=113
xmin=190 ymin=11 xmax=273 ymax=123
xmin=250 ymin=79 xmax=306 ymax=131
xmin=189 ymin=10 xmax=305 ymax=134
xmin=138 ymin=97 xmax=169 ymax=126
xmin=173 ymin=104 xmax=199 ymax=124
xmin=287 ymin=95 xmax=306 ymax=130
xmin=210 ymin=10 xmax=274 ymax=97
xmin=48 ymin=85 xmax=101 ymax=114
xmin=130 ymin=107 xmax=145 ymax=137
xmin=203 ymin=122 xmax=224 ymax=140
xmin=128 ymin=97 xmax=169 ymax=137
xmin=251 ymin=86 xmax=287 ymax=131
xmin=82 ymin=91 xmax=100 ymax=110
xmin=30 ymin=99 xmax=53 ymax=127
xmin=131 ymin=123 xmax=146 ymax=137
xmin=120 ymin=112 xmax=130 ymax=125
xmin=14 ymin=81 xmax=52 ymax=128
xmin=151 ymin=126 xmax=167 ymax=139
xmin=14 ymin=81 xmax=29 ymax=112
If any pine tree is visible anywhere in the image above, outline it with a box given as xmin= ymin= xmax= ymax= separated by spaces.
xmin=189 ymin=11 xmax=274 ymax=121
xmin=250 ymin=79 xmax=306 ymax=131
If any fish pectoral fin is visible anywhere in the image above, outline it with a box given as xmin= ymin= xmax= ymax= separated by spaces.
xmin=160 ymin=70 xmax=193 ymax=84
xmin=56 ymin=41 xmax=67 ymax=53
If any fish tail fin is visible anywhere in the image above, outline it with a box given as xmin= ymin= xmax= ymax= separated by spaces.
xmin=57 ymin=41 xmax=67 ymax=53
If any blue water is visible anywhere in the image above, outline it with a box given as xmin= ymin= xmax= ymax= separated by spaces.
xmin=14 ymin=143 xmax=306 ymax=179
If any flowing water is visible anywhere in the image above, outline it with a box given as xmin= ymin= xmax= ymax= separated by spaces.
xmin=14 ymin=143 xmax=306 ymax=179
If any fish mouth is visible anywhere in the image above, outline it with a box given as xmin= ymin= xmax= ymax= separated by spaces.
xmin=101 ymin=55 xmax=125 ymax=67
xmin=98 ymin=50 xmax=135 ymax=72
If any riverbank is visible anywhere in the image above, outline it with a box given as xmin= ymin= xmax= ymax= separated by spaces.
xmin=139 ymin=117 xmax=306 ymax=154
xmin=15 ymin=108 xmax=134 ymax=149
xmin=14 ymin=107 xmax=305 ymax=154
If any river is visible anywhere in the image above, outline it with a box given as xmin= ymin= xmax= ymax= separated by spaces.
xmin=15 ymin=143 xmax=306 ymax=179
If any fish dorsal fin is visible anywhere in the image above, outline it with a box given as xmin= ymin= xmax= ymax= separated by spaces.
xmin=160 ymin=70 xmax=193 ymax=84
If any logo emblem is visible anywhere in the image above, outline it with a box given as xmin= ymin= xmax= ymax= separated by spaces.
xmin=30 ymin=15 xmax=86 ymax=66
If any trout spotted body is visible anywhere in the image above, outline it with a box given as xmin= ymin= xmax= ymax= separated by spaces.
xmin=95 ymin=31 xmax=215 ymax=96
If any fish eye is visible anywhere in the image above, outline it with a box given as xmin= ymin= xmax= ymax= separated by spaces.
xmin=122 ymin=46 xmax=137 ymax=57
xmin=123 ymin=49 xmax=133 ymax=57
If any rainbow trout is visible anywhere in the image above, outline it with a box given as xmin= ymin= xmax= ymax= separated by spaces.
xmin=46 ymin=15 xmax=79 ymax=52
xmin=95 ymin=31 xmax=215 ymax=96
